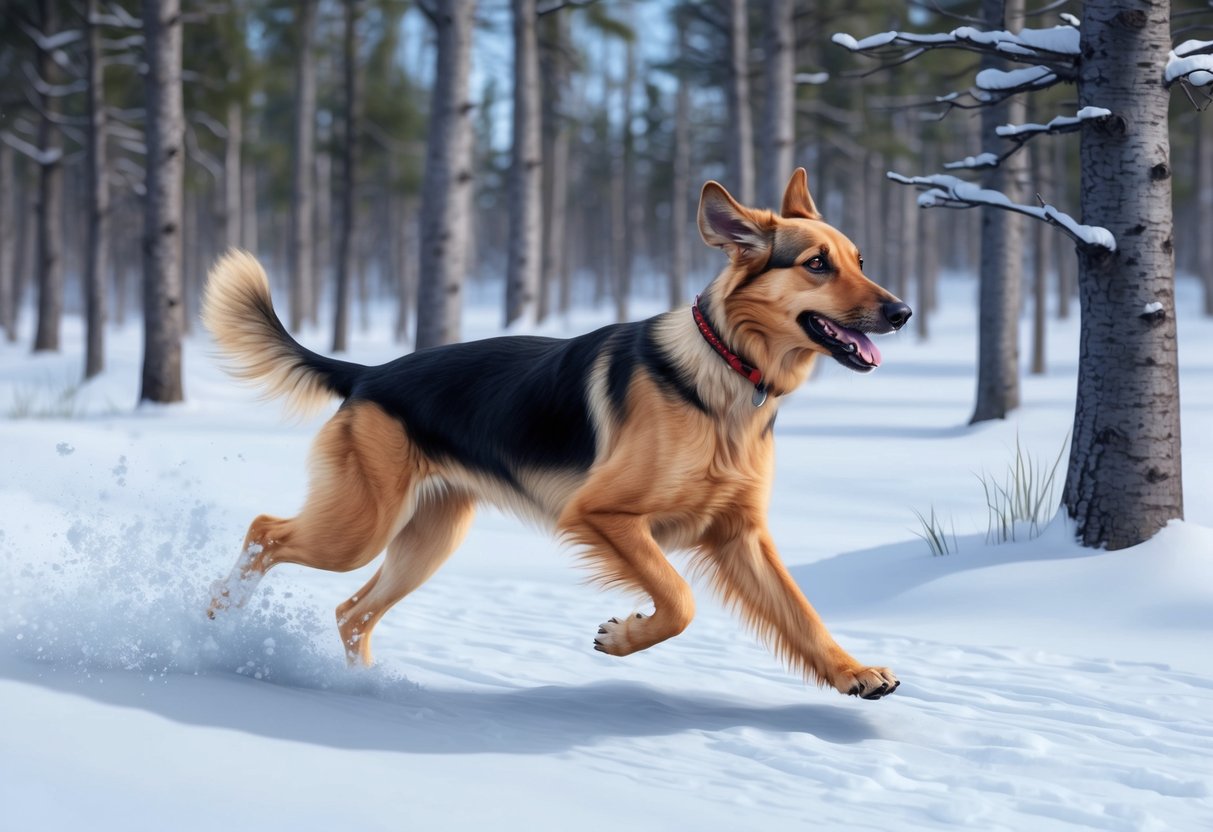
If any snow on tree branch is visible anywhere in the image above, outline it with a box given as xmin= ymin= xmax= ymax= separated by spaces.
xmin=0 ymin=130 xmax=65 ymax=166
xmin=831 ymin=24 xmax=1079 ymax=67
xmin=1167 ymin=40 xmax=1213 ymax=87
xmin=887 ymin=172 xmax=1117 ymax=252
xmin=942 ymin=107 xmax=1111 ymax=171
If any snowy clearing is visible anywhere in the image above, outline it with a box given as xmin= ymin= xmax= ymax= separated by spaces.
xmin=2 ymin=276 xmax=1212 ymax=830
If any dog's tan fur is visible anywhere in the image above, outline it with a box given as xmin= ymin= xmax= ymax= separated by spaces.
xmin=205 ymin=170 xmax=901 ymax=698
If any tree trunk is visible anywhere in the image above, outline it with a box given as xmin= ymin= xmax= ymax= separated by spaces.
xmin=0 ymin=141 xmax=14 ymax=342
xmin=332 ymin=0 xmax=360 ymax=353
xmin=971 ymin=0 xmax=1027 ymax=423
xmin=313 ymin=109 xmax=333 ymax=328
xmin=33 ymin=0 xmax=63 ymax=353
xmin=726 ymin=0 xmax=754 ymax=203
xmin=1064 ymin=0 xmax=1181 ymax=549
xmin=140 ymin=0 xmax=185 ymax=403
xmin=1053 ymin=133 xmax=1073 ymax=319
xmin=670 ymin=19 xmax=691 ymax=311
xmin=242 ymin=116 xmax=259 ymax=256
xmin=504 ymin=0 xmax=542 ymax=327
xmin=224 ymin=100 xmax=242 ymax=252
xmin=289 ymin=0 xmax=316 ymax=331
xmin=1029 ymin=132 xmax=1049 ymax=375
xmin=760 ymin=0 xmax=793 ymax=209
xmin=394 ymin=196 xmax=417 ymax=342
xmin=415 ymin=0 xmax=475 ymax=350
xmin=1197 ymin=111 xmax=1213 ymax=315
xmin=83 ymin=0 xmax=109 ymax=379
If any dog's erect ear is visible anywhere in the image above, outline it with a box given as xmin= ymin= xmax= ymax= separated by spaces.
xmin=698 ymin=181 xmax=771 ymax=266
xmin=780 ymin=167 xmax=822 ymax=221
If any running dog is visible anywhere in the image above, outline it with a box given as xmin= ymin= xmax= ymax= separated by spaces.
xmin=203 ymin=169 xmax=910 ymax=700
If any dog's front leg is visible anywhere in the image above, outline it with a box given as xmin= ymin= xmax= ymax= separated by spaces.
xmin=561 ymin=510 xmax=696 ymax=657
xmin=700 ymin=523 xmax=899 ymax=700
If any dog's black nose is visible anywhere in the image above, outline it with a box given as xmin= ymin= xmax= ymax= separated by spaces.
xmin=883 ymin=302 xmax=912 ymax=330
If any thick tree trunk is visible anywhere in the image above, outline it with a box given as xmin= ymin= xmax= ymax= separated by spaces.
xmin=971 ymin=0 xmax=1026 ymax=423
xmin=290 ymin=0 xmax=316 ymax=332
xmin=140 ymin=0 xmax=185 ymax=403
xmin=33 ymin=0 xmax=63 ymax=353
xmin=415 ymin=0 xmax=475 ymax=350
xmin=0 ymin=142 xmax=14 ymax=342
xmin=1064 ymin=0 xmax=1181 ymax=549
xmin=224 ymin=100 xmax=242 ymax=252
xmin=84 ymin=0 xmax=109 ymax=379
xmin=332 ymin=0 xmax=360 ymax=353
xmin=760 ymin=0 xmax=793 ymax=210
xmin=504 ymin=0 xmax=542 ymax=327
xmin=726 ymin=0 xmax=754 ymax=203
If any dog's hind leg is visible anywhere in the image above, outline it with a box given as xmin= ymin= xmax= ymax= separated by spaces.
xmin=698 ymin=520 xmax=899 ymax=700
xmin=560 ymin=508 xmax=695 ymax=657
xmin=336 ymin=489 xmax=476 ymax=665
xmin=208 ymin=402 xmax=422 ymax=618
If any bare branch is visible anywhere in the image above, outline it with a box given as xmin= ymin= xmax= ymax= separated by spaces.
xmin=537 ymin=0 xmax=597 ymax=16
xmin=0 ymin=130 xmax=64 ymax=166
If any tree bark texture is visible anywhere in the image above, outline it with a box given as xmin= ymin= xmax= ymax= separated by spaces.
xmin=1064 ymin=0 xmax=1182 ymax=549
xmin=538 ymin=10 xmax=570 ymax=324
xmin=1053 ymin=133 xmax=1073 ymax=319
xmin=290 ymin=0 xmax=316 ymax=332
xmin=726 ymin=0 xmax=754 ymax=204
xmin=504 ymin=0 xmax=542 ymax=327
xmin=140 ymin=0 xmax=185 ymax=403
xmin=760 ymin=0 xmax=794 ymax=210
xmin=332 ymin=0 xmax=360 ymax=352
xmin=415 ymin=0 xmax=475 ymax=350
xmin=33 ymin=0 xmax=63 ymax=353
xmin=971 ymin=0 xmax=1026 ymax=423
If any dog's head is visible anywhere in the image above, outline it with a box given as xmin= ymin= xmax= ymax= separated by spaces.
xmin=698 ymin=169 xmax=910 ymax=395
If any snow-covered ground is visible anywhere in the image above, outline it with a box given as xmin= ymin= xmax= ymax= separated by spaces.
xmin=2 ymin=275 xmax=1212 ymax=831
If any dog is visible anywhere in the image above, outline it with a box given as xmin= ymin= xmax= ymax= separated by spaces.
xmin=202 ymin=169 xmax=910 ymax=700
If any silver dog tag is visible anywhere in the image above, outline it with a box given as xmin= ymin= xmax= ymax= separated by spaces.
xmin=752 ymin=385 xmax=768 ymax=407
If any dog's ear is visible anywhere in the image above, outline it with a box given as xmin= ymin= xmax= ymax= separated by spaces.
xmin=780 ymin=168 xmax=822 ymax=221
xmin=698 ymin=181 xmax=771 ymax=266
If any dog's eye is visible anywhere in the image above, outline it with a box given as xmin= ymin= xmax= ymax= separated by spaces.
xmin=804 ymin=255 xmax=827 ymax=274
xmin=858 ymin=256 xmax=864 ymax=269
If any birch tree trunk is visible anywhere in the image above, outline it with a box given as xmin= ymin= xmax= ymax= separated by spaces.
xmin=415 ymin=0 xmax=475 ymax=350
xmin=332 ymin=0 xmax=360 ymax=353
xmin=33 ymin=0 xmax=63 ymax=353
xmin=242 ymin=116 xmax=259 ymax=256
xmin=1053 ymin=134 xmax=1073 ymax=319
xmin=223 ymin=100 xmax=242 ymax=252
xmin=0 ymin=142 xmax=14 ymax=342
xmin=971 ymin=0 xmax=1026 ymax=423
xmin=84 ymin=0 xmax=109 ymax=379
xmin=1064 ymin=0 xmax=1181 ymax=549
xmin=1029 ymin=134 xmax=1049 ymax=375
xmin=313 ymin=110 xmax=332 ymax=328
xmin=290 ymin=0 xmax=317 ymax=332
xmin=726 ymin=0 xmax=754 ymax=203
xmin=537 ymin=10 xmax=568 ymax=324
xmin=760 ymin=0 xmax=793 ymax=209
xmin=140 ymin=0 xmax=185 ymax=403
xmin=504 ymin=0 xmax=541 ymax=327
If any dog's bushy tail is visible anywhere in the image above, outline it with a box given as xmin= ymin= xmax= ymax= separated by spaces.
xmin=202 ymin=249 xmax=363 ymax=416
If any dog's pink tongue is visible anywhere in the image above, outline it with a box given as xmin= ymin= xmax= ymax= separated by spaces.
xmin=835 ymin=323 xmax=881 ymax=366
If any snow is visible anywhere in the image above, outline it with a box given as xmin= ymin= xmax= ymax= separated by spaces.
xmin=943 ymin=152 xmax=999 ymax=170
xmin=1166 ymin=51 xmax=1213 ymax=87
xmin=888 ymin=172 xmax=1117 ymax=251
xmin=3 ymin=277 xmax=1213 ymax=829
xmin=1143 ymin=302 xmax=1164 ymax=315
xmin=794 ymin=72 xmax=830 ymax=86
xmin=832 ymin=25 xmax=1079 ymax=58
xmin=975 ymin=65 xmax=1057 ymax=92
xmin=995 ymin=107 xmax=1111 ymax=137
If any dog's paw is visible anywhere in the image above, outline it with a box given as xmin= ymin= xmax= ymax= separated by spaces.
xmin=834 ymin=665 xmax=899 ymax=700
xmin=593 ymin=612 xmax=647 ymax=657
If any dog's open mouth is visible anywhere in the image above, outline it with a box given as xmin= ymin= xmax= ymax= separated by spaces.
xmin=799 ymin=312 xmax=882 ymax=373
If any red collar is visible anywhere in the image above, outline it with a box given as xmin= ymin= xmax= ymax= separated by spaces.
xmin=691 ymin=297 xmax=768 ymax=407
